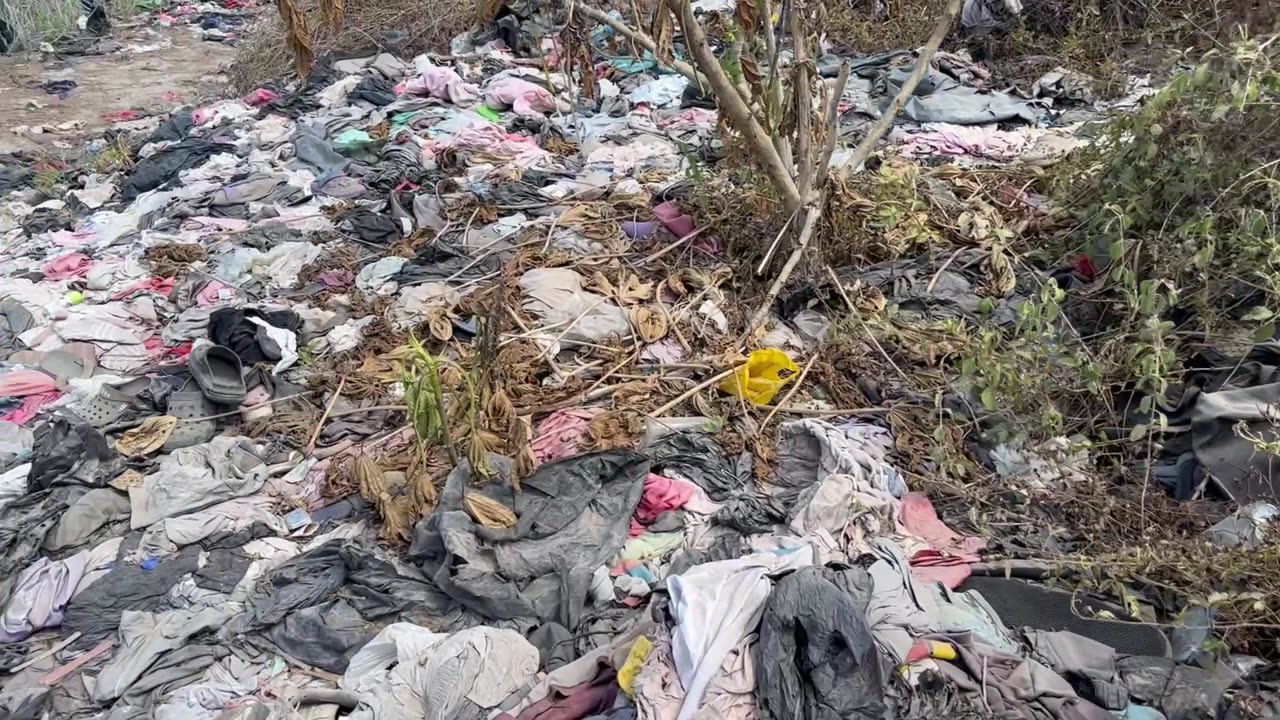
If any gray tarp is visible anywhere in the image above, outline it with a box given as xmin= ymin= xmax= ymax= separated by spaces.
xmin=409 ymin=451 xmax=649 ymax=628
xmin=756 ymin=566 xmax=885 ymax=720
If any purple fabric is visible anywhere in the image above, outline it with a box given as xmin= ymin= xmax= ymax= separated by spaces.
xmin=0 ymin=554 xmax=90 ymax=642
xmin=621 ymin=221 xmax=659 ymax=239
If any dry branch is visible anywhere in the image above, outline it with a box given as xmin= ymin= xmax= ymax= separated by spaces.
xmin=739 ymin=0 xmax=961 ymax=343
xmin=575 ymin=4 xmax=707 ymax=86
xmin=671 ymin=0 xmax=803 ymax=211
xmin=840 ymin=0 xmax=963 ymax=175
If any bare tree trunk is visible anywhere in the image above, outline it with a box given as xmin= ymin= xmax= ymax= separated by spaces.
xmin=673 ymin=0 xmax=803 ymax=211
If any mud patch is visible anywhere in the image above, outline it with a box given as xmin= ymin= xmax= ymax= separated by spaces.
xmin=0 ymin=26 xmax=235 ymax=155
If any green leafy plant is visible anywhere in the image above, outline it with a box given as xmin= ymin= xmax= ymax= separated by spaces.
xmin=957 ymin=278 xmax=1101 ymax=443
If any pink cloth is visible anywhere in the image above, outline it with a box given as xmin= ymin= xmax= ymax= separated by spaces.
xmin=0 ymin=369 xmax=59 ymax=397
xmin=901 ymin=492 xmax=985 ymax=589
xmin=531 ymin=407 xmax=602 ymax=462
xmin=145 ymin=336 xmax=193 ymax=363
xmin=2 ymin=392 xmax=62 ymax=425
xmin=909 ymin=550 xmax=973 ymax=589
xmin=655 ymin=108 xmax=717 ymax=132
xmin=317 ymin=270 xmax=355 ymax=288
xmin=630 ymin=473 xmax=695 ymax=537
xmin=399 ymin=66 xmax=481 ymax=105
xmin=484 ymin=77 xmax=558 ymax=118
xmin=652 ymin=201 xmax=695 ymax=238
xmin=900 ymin=492 xmax=986 ymax=557
xmin=43 ymin=253 xmax=92 ymax=281
xmin=101 ymin=110 xmax=143 ymax=123
xmin=243 ymin=88 xmax=279 ymax=107
xmin=899 ymin=125 xmax=1029 ymax=160
xmin=110 ymin=277 xmax=175 ymax=301
xmin=196 ymin=280 xmax=236 ymax=306
xmin=441 ymin=125 xmax=552 ymax=169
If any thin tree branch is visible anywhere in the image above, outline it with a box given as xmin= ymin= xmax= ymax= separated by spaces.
xmin=791 ymin=0 xmax=811 ymax=193
xmin=672 ymin=0 xmax=802 ymax=211
xmin=764 ymin=0 xmax=790 ymax=167
xmin=575 ymin=4 xmax=706 ymax=86
xmin=813 ymin=62 xmax=851 ymax=194
xmin=739 ymin=201 xmax=824 ymax=344
xmin=840 ymin=0 xmax=962 ymax=175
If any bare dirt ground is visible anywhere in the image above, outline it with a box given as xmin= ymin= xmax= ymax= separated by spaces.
xmin=0 ymin=24 xmax=236 ymax=156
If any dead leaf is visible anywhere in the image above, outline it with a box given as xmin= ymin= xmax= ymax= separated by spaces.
xmin=464 ymin=492 xmax=517 ymax=528
xmin=631 ymin=305 xmax=670 ymax=342
xmin=408 ymin=466 xmax=439 ymax=516
xmin=735 ymin=0 xmax=759 ymax=36
xmin=617 ymin=273 xmax=654 ymax=305
xmin=426 ymin=308 xmax=453 ymax=341
xmin=742 ymin=56 xmax=763 ymax=95
xmin=320 ymin=0 xmax=343 ymax=30
xmin=979 ymin=244 xmax=1017 ymax=298
xmin=355 ymin=454 xmax=414 ymax=542
xmin=588 ymin=410 xmax=642 ymax=450
xmin=650 ymin=1 xmax=675 ymax=65
xmin=588 ymin=271 xmax=617 ymax=297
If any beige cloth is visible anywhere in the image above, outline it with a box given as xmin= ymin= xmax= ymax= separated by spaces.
xmin=634 ymin=628 xmax=758 ymax=720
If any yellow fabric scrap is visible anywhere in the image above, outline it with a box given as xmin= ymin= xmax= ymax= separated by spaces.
xmin=617 ymin=636 xmax=653 ymax=698
xmin=718 ymin=349 xmax=799 ymax=404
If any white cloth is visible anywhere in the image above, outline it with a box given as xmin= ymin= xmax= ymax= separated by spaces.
xmin=342 ymin=624 xmax=539 ymax=720
xmin=163 ymin=495 xmax=286 ymax=546
xmin=90 ymin=606 xmax=232 ymax=702
xmin=519 ymin=268 xmax=632 ymax=344
xmin=668 ymin=548 xmax=814 ymax=720
xmin=128 ymin=437 xmax=270 ymax=529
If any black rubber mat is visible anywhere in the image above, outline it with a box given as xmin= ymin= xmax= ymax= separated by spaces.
xmin=959 ymin=576 xmax=1171 ymax=657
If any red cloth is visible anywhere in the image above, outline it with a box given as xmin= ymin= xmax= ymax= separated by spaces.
xmin=629 ymin=473 xmax=694 ymax=537
xmin=145 ymin=336 xmax=193 ymax=363
xmin=2 ymin=392 xmax=62 ymax=425
xmin=242 ymin=88 xmax=279 ymax=107
xmin=111 ymin=277 xmax=175 ymax=301
xmin=901 ymin=492 xmax=986 ymax=557
xmin=908 ymin=550 xmax=973 ymax=589
xmin=0 ymin=369 xmax=58 ymax=397
xmin=43 ymin=253 xmax=92 ymax=281
xmin=1074 ymin=255 xmax=1098 ymax=281
xmin=101 ymin=110 xmax=143 ymax=123
xmin=901 ymin=492 xmax=985 ymax=589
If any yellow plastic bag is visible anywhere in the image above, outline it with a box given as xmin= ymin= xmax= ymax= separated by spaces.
xmin=617 ymin=636 xmax=653 ymax=698
xmin=719 ymin=349 xmax=799 ymax=405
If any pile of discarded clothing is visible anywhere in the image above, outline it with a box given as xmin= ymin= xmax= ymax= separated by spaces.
xmin=0 ymin=6 xmax=1270 ymax=720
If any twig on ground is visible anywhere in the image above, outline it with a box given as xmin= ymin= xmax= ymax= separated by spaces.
xmin=640 ymin=227 xmax=705 ymax=264
xmin=739 ymin=205 xmax=823 ymax=345
xmin=826 ymin=265 xmax=909 ymax=382
xmin=181 ymin=391 xmax=315 ymax=422
xmin=754 ymin=403 xmax=887 ymax=417
xmin=512 ymin=382 xmax=636 ymax=415
xmin=649 ymin=364 xmax=745 ymax=417
xmin=761 ymin=349 xmax=821 ymax=429
xmin=10 ymin=633 xmax=81 ymax=674
xmin=305 ymin=378 xmax=346 ymax=454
